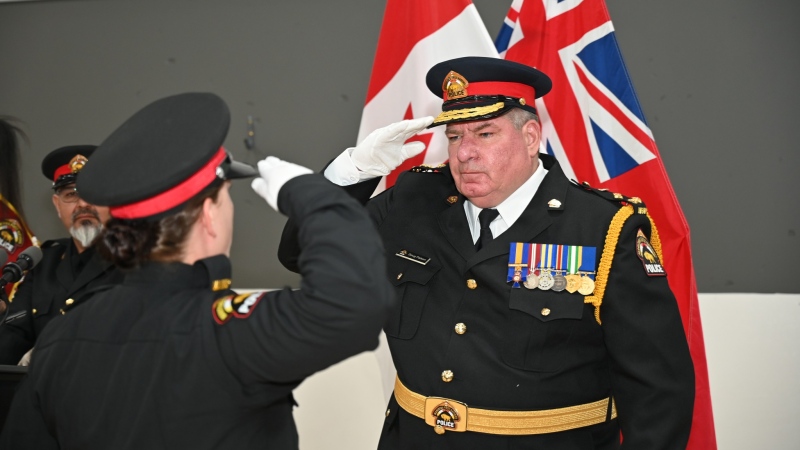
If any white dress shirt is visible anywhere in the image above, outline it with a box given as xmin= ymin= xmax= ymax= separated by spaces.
xmin=324 ymin=150 xmax=549 ymax=244
xmin=464 ymin=162 xmax=548 ymax=244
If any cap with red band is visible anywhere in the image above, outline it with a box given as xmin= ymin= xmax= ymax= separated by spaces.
xmin=41 ymin=145 xmax=97 ymax=190
xmin=109 ymin=148 xmax=228 ymax=219
xmin=77 ymin=92 xmax=257 ymax=221
xmin=425 ymin=56 xmax=552 ymax=127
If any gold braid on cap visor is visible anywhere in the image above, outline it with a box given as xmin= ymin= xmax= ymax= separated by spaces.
xmin=432 ymin=102 xmax=506 ymax=125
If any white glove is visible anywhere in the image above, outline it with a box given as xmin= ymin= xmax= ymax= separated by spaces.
xmin=350 ymin=116 xmax=435 ymax=176
xmin=18 ymin=348 xmax=33 ymax=366
xmin=251 ymin=156 xmax=313 ymax=211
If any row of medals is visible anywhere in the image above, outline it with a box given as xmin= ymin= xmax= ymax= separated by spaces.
xmin=518 ymin=270 xmax=595 ymax=295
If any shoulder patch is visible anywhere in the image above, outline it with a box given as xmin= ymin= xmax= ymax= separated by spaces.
xmin=636 ymin=229 xmax=666 ymax=276
xmin=410 ymin=163 xmax=447 ymax=173
xmin=574 ymin=180 xmax=648 ymax=215
xmin=212 ymin=292 xmax=265 ymax=325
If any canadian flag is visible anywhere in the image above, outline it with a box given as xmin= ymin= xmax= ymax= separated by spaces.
xmin=360 ymin=0 xmax=497 ymax=398
xmin=358 ymin=0 xmax=497 ymax=193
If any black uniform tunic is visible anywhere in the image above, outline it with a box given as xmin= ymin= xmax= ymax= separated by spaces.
xmin=280 ymin=154 xmax=695 ymax=450
xmin=0 ymin=239 xmax=121 ymax=364
xmin=0 ymin=174 xmax=394 ymax=449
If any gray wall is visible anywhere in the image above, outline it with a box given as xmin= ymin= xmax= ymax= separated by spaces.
xmin=1 ymin=0 xmax=798 ymax=292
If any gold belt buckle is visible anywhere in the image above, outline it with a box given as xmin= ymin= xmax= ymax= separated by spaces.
xmin=424 ymin=397 xmax=469 ymax=434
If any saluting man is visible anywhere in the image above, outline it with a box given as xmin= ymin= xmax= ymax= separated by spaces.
xmin=0 ymin=146 xmax=122 ymax=365
xmin=280 ymin=57 xmax=695 ymax=449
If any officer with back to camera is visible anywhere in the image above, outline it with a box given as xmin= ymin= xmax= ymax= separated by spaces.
xmin=0 ymin=92 xmax=394 ymax=449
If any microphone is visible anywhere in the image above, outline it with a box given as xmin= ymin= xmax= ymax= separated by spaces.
xmin=0 ymin=251 xmax=7 ymax=268
xmin=0 ymin=246 xmax=43 ymax=288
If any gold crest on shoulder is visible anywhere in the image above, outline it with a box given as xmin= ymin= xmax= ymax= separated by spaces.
xmin=635 ymin=228 xmax=665 ymax=277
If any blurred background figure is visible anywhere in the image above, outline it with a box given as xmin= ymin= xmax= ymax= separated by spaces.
xmin=0 ymin=145 xmax=121 ymax=365
xmin=0 ymin=117 xmax=37 ymax=302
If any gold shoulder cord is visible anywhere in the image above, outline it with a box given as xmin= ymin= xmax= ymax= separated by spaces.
xmin=584 ymin=207 xmax=664 ymax=324
xmin=645 ymin=212 xmax=663 ymax=263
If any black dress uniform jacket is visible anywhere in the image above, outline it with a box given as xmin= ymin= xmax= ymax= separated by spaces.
xmin=0 ymin=175 xmax=394 ymax=449
xmin=0 ymin=239 xmax=121 ymax=364
xmin=280 ymin=154 xmax=695 ymax=450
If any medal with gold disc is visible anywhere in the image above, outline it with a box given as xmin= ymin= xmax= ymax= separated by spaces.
xmin=578 ymin=274 xmax=595 ymax=296
xmin=565 ymin=274 xmax=581 ymax=293
xmin=564 ymin=245 xmax=584 ymax=293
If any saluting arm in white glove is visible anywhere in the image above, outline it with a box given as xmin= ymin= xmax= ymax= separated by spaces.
xmin=251 ymin=156 xmax=313 ymax=212
xmin=18 ymin=348 xmax=32 ymax=366
xmin=324 ymin=116 xmax=434 ymax=185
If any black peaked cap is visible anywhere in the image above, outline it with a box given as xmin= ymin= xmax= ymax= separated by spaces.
xmin=77 ymin=92 xmax=256 ymax=219
xmin=425 ymin=57 xmax=552 ymax=126
xmin=41 ymin=145 xmax=97 ymax=189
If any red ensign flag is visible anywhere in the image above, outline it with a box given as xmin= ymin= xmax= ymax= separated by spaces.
xmin=496 ymin=1 xmax=716 ymax=448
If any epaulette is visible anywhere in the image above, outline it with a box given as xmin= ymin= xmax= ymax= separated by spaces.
xmin=573 ymin=180 xmax=648 ymax=216
xmin=409 ymin=163 xmax=447 ymax=173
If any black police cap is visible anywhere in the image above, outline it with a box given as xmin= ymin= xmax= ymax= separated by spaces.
xmin=425 ymin=56 xmax=552 ymax=127
xmin=41 ymin=145 xmax=97 ymax=190
xmin=77 ymin=92 xmax=257 ymax=221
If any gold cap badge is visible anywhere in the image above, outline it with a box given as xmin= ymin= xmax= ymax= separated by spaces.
xmin=69 ymin=154 xmax=88 ymax=173
xmin=442 ymin=71 xmax=469 ymax=100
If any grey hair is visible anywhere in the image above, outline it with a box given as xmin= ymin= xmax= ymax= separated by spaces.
xmin=505 ymin=108 xmax=539 ymax=130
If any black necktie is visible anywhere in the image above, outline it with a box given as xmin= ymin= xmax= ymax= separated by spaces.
xmin=475 ymin=208 xmax=500 ymax=251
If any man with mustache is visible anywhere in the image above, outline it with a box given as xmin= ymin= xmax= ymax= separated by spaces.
xmin=0 ymin=145 xmax=122 ymax=365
